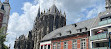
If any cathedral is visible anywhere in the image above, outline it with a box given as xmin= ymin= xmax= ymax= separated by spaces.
xmin=31 ymin=4 xmax=66 ymax=49
xmin=14 ymin=0 xmax=111 ymax=49
xmin=14 ymin=4 xmax=66 ymax=49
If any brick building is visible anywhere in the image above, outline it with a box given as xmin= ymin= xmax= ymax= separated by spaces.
xmin=14 ymin=0 xmax=111 ymax=49
xmin=40 ymin=18 xmax=99 ymax=49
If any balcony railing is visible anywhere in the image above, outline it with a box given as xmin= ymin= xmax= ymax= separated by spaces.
xmin=89 ymin=33 xmax=109 ymax=41
xmin=98 ymin=19 xmax=111 ymax=26
xmin=92 ymin=47 xmax=110 ymax=49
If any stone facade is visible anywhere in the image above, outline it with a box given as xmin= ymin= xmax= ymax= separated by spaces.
xmin=14 ymin=4 xmax=66 ymax=49
xmin=32 ymin=4 xmax=66 ymax=49
xmin=14 ymin=31 xmax=34 ymax=49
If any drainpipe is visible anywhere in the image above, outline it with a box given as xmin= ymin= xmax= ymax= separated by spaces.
xmin=109 ymin=32 xmax=110 ymax=49
xmin=108 ymin=26 xmax=111 ymax=49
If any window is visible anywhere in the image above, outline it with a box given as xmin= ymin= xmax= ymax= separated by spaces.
xmin=72 ymin=40 xmax=77 ymax=49
xmin=67 ymin=30 xmax=72 ymax=34
xmin=64 ymin=41 xmax=68 ymax=49
xmin=48 ymin=44 xmax=50 ymax=49
xmin=57 ymin=42 xmax=61 ymax=49
xmin=41 ymin=46 xmax=43 ymax=49
xmin=80 ymin=29 xmax=82 ymax=32
xmin=81 ymin=39 xmax=86 ymax=49
xmin=56 ymin=33 xmax=62 ymax=37
xmin=85 ymin=27 xmax=87 ymax=31
xmin=53 ymin=43 xmax=56 ymax=49
xmin=44 ymin=45 xmax=47 ymax=49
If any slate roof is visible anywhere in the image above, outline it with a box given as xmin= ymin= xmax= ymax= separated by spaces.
xmin=50 ymin=4 xmax=59 ymax=13
xmin=41 ymin=17 xmax=99 ymax=41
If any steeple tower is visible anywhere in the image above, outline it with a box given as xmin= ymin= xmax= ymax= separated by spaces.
xmin=37 ymin=6 xmax=40 ymax=18
xmin=105 ymin=0 xmax=111 ymax=10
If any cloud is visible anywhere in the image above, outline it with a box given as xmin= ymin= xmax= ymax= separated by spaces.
xmin=5 ymin=0 xmax=105 ymax=49
xmin=5 ymin=2 xmax=39 ymax=49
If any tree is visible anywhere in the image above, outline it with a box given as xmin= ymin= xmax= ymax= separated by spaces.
xmin=0 ymin=27 xmax=8 ymax=49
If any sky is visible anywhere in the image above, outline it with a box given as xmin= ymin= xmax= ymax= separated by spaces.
xmin=0 ymin=0 xmax=106 ymax=49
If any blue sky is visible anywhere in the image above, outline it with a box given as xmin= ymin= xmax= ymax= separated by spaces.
xmin=2 ymin=0 xmax=35 ymax=15
xmin=0 ymin=0 xmax=106 ymax=49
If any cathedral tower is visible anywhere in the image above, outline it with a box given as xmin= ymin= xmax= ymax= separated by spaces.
xmin=32 ymin=4 xmax=66 ymax=49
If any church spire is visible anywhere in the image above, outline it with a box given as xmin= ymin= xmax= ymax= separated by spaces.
xmin=37 ymin=6 xmax=40 ymax=18
xmin=64 ymin=11 xmax=66 ymax=18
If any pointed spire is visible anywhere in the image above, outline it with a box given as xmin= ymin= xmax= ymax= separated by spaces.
xmin=16 ymin=36 xmax=17 ymax=40
xmin=37 ymin=6 xmax=40 ymax=18
xmin=60 ymin=9 xmax=61 ymax=14
xmin=49 ymin=8 xmax=50 ymax=12
xmin=64 ymin=11 xmax=66 ymax=17
xmin=50 ymin=4 xmax=59 ymax=13
xmin=44 ymin=9 xmax=45 ymax=13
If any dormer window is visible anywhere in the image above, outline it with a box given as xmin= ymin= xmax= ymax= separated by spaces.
xmin=59 ymin=33 xmax=62 ymax=36
xmin=80 ymin=29 xmax=82 ymax=32
xmin=56 ymin=33 xmax=62 ymax=37
xmin=67 ymin=30 xmax=72 ymax=34
xmin=72 ymin=24 xmax=77 ymax=27
xmin=85 ymin=27 xmax=87 ymax=31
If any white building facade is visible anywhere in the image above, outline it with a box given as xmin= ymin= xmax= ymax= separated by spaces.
xmin=40 ymin=41 xmax=51 ymax=49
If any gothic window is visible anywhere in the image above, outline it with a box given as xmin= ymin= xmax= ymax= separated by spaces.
xmin=57 ymin=42 xmax=60 ymax=49
xmin=64 ymin=41 xmax=68 ymax=49
xmin=81 ymin=39 xmax=86 ymax=49
xmin=72 ymin=40 xmax=77 ymax=49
